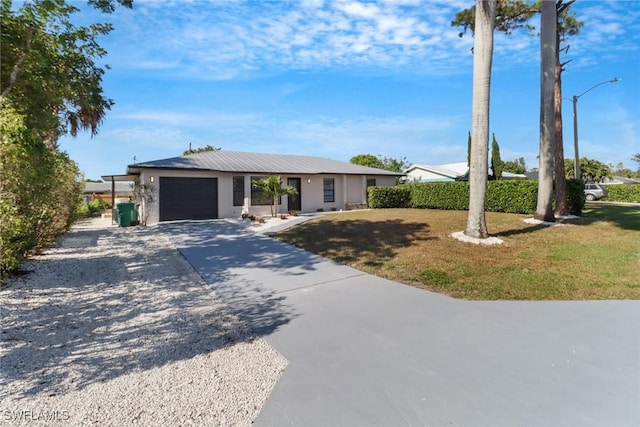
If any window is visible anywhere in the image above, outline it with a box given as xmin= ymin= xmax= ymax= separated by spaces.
xmin=251 ymin=176 xmax=271 ymax=206
xmin=323 ymin=178 xmax=335 ymax=203
xmin=233 ymin=176 xmax=244 ymax=206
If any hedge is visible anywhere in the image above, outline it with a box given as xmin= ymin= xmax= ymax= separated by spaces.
xmin=367 ymin=185 xmax=411 ymax=208
xmin=1 ymin=100 xmax=82 ymax=278
xmin=605 ymin=184 xmax=640 ymax=203
xmin=368 ymin=179 xmax=585 ymax=215
xmin=410 ymin=182 xmax=470 ymax=210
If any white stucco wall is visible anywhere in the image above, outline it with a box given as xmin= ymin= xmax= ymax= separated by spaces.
xmin=346 ymin=175 xmax=366 ymax=204
xmin=373 ymin=176 xmax=397 ymax=187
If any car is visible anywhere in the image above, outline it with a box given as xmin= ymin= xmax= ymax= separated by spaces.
xmin=584 ymin=183 xmax=608 ymax=201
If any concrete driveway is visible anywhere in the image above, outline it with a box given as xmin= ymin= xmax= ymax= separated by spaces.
xmin=163 ymin=220 xmax=640 ymax=426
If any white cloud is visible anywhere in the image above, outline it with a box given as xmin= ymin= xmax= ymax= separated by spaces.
xmin=104 ymin=106 xmax=462 ymax=164
xmin=336 ymin=2 xmax=382 ymax=19
xmin=89 ymin=0 xmax=640 ymax=81
xmin=567 ymin=2 xmax=640 ymax=68
xmin=99 ymin=0 xmax=473 ymax=79
xmin=113 ymin=110 xmax=266 ymax=130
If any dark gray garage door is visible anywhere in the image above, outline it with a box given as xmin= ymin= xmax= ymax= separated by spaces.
xmin=159 ymin=177 xmax=218 ymax=221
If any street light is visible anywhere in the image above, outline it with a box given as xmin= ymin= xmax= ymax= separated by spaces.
xmin=571 ymin=77 xmax=621 ymax=179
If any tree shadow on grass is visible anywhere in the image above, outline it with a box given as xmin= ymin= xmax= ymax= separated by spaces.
xmin=580 ymin=203 xmax=640 ymax=232
xmin=493 ymin=223 xmax=550 ymax=238
xmin=0 ymin=224 xmax=295 ymax=400
xmin=273 ymin=219 xmax=433 ymax=268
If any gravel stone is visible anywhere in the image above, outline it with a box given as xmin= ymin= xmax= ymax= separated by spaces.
xmin=0 ymin=218 xmax=287 ymax=426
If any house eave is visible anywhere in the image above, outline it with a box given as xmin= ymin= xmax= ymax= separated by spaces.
xmin=101 ymin=173 xmax=139 ymax=182
xmin=126 ymin=165 xmax=403 ymax=177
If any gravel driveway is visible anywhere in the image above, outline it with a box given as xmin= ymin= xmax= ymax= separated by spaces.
xmin=0 ymin=218 xmax=287 ymax=426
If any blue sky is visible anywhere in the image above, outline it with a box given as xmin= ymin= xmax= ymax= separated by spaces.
xmin=58 ymin=0 xmax=640 ymax=180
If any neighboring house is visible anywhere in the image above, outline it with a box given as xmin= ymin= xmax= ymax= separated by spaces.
xmin=104 ymin=150 xmax=402 ymax=224
xmin=83 ymin=182 xmax=133 ymax=204
xmin=406 ymin=162 xmax=527 ymax=182
xmin=405 ymin=162 xmax=469 ymax=182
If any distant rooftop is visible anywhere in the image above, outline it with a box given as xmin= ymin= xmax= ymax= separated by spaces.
xmin=406 ymin=162 xmax=526 ymax=180
xmin=406 ymin=162 xmax=469 ymax=179
xmin=84 ymin=182 xmax=132 ymax=193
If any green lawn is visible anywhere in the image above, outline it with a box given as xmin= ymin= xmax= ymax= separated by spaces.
xmin=274 ymin=204 xmax=640 ymax=300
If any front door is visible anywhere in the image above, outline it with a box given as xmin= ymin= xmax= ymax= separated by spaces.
xmin=287 ymin=178 xmax=302 ymax=212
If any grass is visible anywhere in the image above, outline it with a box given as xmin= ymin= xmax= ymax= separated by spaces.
xmin=274 ymin=204 xmax=640 ymax=300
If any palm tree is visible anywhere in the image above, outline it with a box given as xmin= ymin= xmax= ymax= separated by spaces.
xmin=553 ymin=1 xmax=582 ymax=216
xmin=252 ymin=176 xmax=298 ymax=217
xmin=452 ymin=1 xmax=583 ymax=218
xmin=534 ymin=0 xmax=556 ymax=222
xmin=464 ymin=0 xmax=497 ymax=239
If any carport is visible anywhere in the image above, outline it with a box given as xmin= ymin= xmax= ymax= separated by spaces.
xmin=101 ymin=174 xmax=138 ymax=225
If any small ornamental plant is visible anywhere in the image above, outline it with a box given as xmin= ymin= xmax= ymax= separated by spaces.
xmin=252 ymin=176 xmax=298 ymax=217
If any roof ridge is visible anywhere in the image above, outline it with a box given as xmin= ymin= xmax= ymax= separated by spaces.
xmin=126 ymin=150 xmax=403 ymax=176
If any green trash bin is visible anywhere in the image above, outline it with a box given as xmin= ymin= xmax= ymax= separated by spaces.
xmin=116 ymin=202 xmax=137 ymax=227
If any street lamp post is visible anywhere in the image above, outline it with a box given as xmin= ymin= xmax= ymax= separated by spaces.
xmin=571 ymin=77 xmax=621 ymax=179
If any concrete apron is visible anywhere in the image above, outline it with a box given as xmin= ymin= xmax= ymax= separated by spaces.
xmin=162 ymin=221 xmax=640 ymax=426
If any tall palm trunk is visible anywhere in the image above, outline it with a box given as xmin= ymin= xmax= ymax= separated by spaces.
xmin=535 ymin=0 xmax=556 ymax=222
xmin=554 ymin=1 xmax=575 ymax=217
xmin=464 ymin=0 xmax=497 ymax=239
xmin=553 ymin=44 xmax=568 ymax=216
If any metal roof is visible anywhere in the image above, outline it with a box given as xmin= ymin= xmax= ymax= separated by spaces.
xmin=127 ymin=150 xmax=403 ymax=176
xmin=101 ymin=174 xmax=139 ymax=182
xmin=407 ymin=163 xmax=526 ymax=180
xmin=406 ymin=163 xmax=468 ymax=179
xmin=84 ymin=182 xmax=133 ymax=193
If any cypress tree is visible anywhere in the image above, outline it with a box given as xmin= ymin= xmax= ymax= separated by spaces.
xmin=491 ymin=133 xmax=504 ymax=180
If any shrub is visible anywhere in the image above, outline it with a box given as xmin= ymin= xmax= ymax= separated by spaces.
xmin=76 ymin=203 xmax=91 ymax=219
xmin=76 ymin=199 xmax=111 ymax=219
xmin=0 ymin=202 xmax=36 ymax=277
xmin=565 ymin=179 xmax=585 ymax=215
xmin=606 ymin=184 xmax=640 ymax=203
xmin=368 ymin=186 xmax=411 ymax=208
xmin=1 ymin=99 xmax=82 ymax=277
